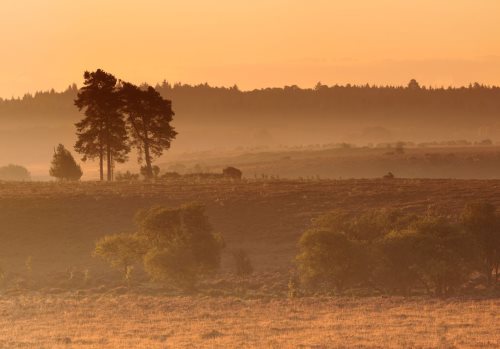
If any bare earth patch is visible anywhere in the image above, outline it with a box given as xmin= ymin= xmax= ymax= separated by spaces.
xmin=0 ymin=294 xmax=498 ymax=348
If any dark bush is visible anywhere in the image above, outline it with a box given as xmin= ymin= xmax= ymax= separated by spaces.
xmin=297 ymin=229 xmax=367 ymax=292
xmin=409 ymin=216 xmax=476 ymax=296
xmin=461 ymin=202 xmax=500 ymax=284
xmin=383 ymin=172 xmax=395 ymax=179
xmin=374 ymin=230 xmax=421 ymax=295
xmin=137 ymin=204 xmax=225 ymax=288
xmin=223 ymin=166 xmax=242 ymax=180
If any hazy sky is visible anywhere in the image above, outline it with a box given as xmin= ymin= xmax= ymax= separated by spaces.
xmin=1 ymin=0 xmax=500 ymax=97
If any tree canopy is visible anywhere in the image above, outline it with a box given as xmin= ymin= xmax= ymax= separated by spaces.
xmin=74 ymin=69 xmax=129 ymax=181
xmin=120 ymin=82 xmax=177 ymax=178
xmin=73 ymin=70 xmax=176 ymax=180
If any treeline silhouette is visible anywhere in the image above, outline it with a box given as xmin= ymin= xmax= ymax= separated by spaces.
xmin=2 ymin=80 xmax=500 ymax=126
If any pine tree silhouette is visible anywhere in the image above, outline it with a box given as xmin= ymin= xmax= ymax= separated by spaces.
xmin=74 ymin=69 xmax=129 ymax=181
xmin=49 ymin=144 xmax=83 ymax=181
xmin=120 ymin=82 xmax=176 ymax=179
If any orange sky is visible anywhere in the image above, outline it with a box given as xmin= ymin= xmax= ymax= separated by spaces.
xmin=1 ymin=0 xmax=500 ymax=98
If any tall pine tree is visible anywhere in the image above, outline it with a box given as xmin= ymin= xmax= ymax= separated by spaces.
xmin=120 ymin=82 xmax=177 ymax=179
xmin=74 ymin=69 xmax=129 ymax=181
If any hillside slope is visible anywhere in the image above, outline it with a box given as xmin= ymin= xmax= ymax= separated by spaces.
xmin=1 ymin=179 xmax=499 ymax=277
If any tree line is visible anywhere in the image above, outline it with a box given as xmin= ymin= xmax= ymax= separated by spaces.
xmin=74 ymin=69 xmax=176 ymax=180
xmin=2 ymin=80 xmax=500 ymax=127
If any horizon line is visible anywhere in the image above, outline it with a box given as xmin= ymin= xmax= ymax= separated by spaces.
xmin=1 ymin=79 xmax=499 ymax=100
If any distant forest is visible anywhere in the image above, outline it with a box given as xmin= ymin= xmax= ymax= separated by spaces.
xmin=1 ymin=80 xmax=500 ymax=127
xmin=2 ymin=80 xmax=500 ymax=179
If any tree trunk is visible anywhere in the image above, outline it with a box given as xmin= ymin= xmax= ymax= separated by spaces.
xmin=144 ymin=141 xmax=153 ymax=179
xmin=99 ymin=148 xmax=104 ymax=181
xmin=110 ymin=153 xmax=114 ymax=181
xmin=106 ymin=144 xmax=112 ymax=181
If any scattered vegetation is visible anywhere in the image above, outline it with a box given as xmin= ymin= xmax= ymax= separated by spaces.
xmin=115 ymin=171 xmax=140 ymax=181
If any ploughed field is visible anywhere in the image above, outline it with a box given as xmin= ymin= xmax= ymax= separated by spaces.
xmin=1 ymin=178 xmax=500 ymax=275
xmin=0 ymin=294 xmax=498 ymax=348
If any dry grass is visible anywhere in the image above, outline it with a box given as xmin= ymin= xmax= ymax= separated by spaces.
xmin=0 ymin=293 xmax=498 ymax=348
xmin=158 ymin=145 xmax=500 ymax=180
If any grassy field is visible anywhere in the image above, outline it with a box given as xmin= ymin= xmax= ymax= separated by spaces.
xmin=159 ymin=145 xmax=500 ymax=180
xmin=0 ymin=293 xmax=498 ymax=348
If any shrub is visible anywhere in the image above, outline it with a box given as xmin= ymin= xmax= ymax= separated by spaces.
xmin=297 ymin=208 xmax=479 ymax=296
xmin=144 ymin=241 xmax=198 ymax=289
xmin=223 ymin=166 xmax=242 ymax=180
xmin=297 ymin=230 xmax=367 ymax=292
xmin=383 ymin=172 xmax=395 ymax=179
xmin=409 ymin=216 xmax=476 ymax=296
xmin=93 ymin=233 xmax=147 ymax=280
xmin=299 ymin=209 xmax=418 ymax=293
xmin=141 ymin=165 xmax=160 ymax=179
xmin=115 ymin=171 xmax=140 ymax=181
xmin=460 ymin=202 xmax=500 ymax=284
xmin=232 ymin=249 xmax=253 ymax=276
xmin=137 ymin=204 xmax=224 ymax=288
xmin=374 ymin=230 xmax=422 ymax=295
xmin=311 ymin=209 xmax=416 ymax=242
xmin=0 ymin=164 xmax=30 ymax=181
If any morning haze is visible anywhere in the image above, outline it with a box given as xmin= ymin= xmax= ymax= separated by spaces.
xmin=2 ymin=0 xmax=500 ymax=97
xmin=0 ymin=1 xmax=499 ymax=348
